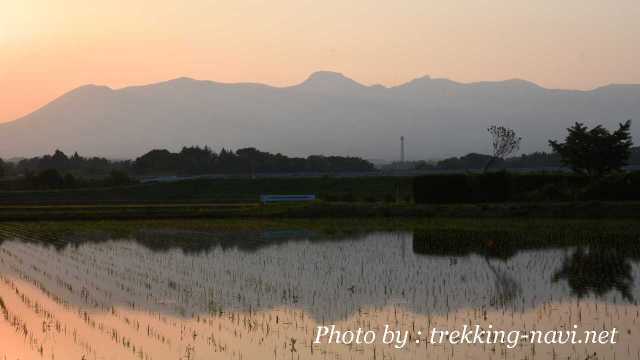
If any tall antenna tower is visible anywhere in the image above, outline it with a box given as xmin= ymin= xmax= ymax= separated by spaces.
xmin=400 ymin=136 xmax=405 ymax=163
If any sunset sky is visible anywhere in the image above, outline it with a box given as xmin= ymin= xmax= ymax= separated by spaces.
xmin=1 ymin=0 xmax=639 ymax=123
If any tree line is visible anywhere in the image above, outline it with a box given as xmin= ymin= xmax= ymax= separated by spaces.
xmin=132 ymin=147 xmax=375 ymax=175
xmin=413 ymin=120 xmax=638 ymax=204
xmin=405 ymin=148 xmax=639 ymax=172
xmin=406 ymin=121 xmax=637 ymax=175
xmin=0 ymin=120 xmax=635 ymax=185
xmin=0 ymin=146 xmax=376 ymax=180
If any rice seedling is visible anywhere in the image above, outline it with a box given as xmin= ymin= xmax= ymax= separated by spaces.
xmin=0 ymin=220 xmax=638 ymax=359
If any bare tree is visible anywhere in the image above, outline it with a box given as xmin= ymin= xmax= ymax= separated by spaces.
xmin=484 ymin=125 xmax=521 ymax=172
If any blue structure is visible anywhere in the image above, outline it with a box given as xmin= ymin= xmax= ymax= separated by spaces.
xmin=260 ymin=194 xmax=316 ymax=204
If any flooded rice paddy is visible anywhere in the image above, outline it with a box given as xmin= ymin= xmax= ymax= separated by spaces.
xmin=0 ymin=222 xmax=639 ymax=360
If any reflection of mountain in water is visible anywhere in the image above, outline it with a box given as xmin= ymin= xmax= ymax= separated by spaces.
xmin=1 ymin=227 xmax=639 ymax=321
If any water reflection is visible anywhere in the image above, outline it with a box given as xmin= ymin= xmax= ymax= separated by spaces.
xmin=553 ymin=246 xmax=634 ymax=301
xmin=0 ymin=224 xmax=638 ymax=360
xmin=413 ymin=229 xmax=639 ymax=302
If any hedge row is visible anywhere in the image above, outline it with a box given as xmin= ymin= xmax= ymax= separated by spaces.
xmin=413 ymin=172 xmax=640 ymax=204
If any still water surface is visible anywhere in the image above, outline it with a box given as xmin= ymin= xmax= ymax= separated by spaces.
xmin=0 ymin=226 xmax=638 ymax=359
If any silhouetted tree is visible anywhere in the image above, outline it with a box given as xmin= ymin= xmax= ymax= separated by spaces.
xmin=33 ymin=169 xmax=65 ymax=189
xmin=178 ymin=146 xmax=215 ymax=174
xmin=133 ymin=149 xmax=178 ymax=174
xmin=17 ymin=147 xmax=375 ymax=177
xmin=105 ymin=170 xmax=134 ymax=186
xmin=17 ymin=150 xmax=128 ymax=176
xmin=485 ymin=126 xmax=521 ymax=172
xmin=549 ymin=120 xmax=633 ymax=177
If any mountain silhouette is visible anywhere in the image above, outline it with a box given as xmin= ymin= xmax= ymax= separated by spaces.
xmin=1 ymin=71 xmax=638 ymax=160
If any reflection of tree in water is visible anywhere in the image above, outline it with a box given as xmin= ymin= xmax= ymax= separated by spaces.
xmin=0 ymin=227 xmax=372 ymax=254
xmin=553 ymin=247 xmax=634 ymax=301
xmin=2 ymin=224 xmax=638 ymax=307
xmin=412 ymin=230 xmax=524 ymax=306
xmin=412 ymin=230 xmax=520 ymax=260
xmin=485 ymin=258 xmax=522 ymax=307
xmin=412 ymin=229 xmax=640 ymax=306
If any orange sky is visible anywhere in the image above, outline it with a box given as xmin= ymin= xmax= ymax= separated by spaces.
xmin=1 ymin=0 xmax=639 ymax=123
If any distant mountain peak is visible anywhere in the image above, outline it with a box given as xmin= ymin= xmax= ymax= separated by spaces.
xmin=166 ymin=76 xmax=198 ymax=84
xmin=414 ymin=74 xmax=432 ymax=81
xmin=306 ymin=70 xmax=350 ymax=80
xmin=69 ymin=84 xmax=113 ymax=93
xmin=397 ymin=75 xmax=459 ymax=89
xmin=299 ymin=71 xmax=365 ymax=90
xmin=398 ymin=75 xmax=547 ymax=92
xmin=490 ymin=78 xmax=542 ymax=89
xmin=155 ymin=76 xmax=210 ymax=88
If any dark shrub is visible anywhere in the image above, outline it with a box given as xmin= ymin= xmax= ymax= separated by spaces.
xmin=63 ymin=173 xmax=77 ymax=188
xmin=511 ymin=173 xmax=558 ymax=194
xmin=33 ymin=169 xmax=64 ymax=189
xmin=319 ymin=192 xmax=338 ymax=202
xmin=523 ymin=183 xmax=574 ymax=202
xmin=412 ymin=171 xmax=640 ymax=204
xmin=509 ymin=173 xmax=588 ymax=201
xmin=470 ymin=171 xmax=510 ymax=202
xmin=413 ymin=174 xmax=471 ymax=204
xmin=105 ymin=170 xmax=135 ymax=187
xmin=340 ymin=193 xmax=356 ymax=202
xmin=580 ymin=172 xmax=640 ymax=201
xmin=511 ymin=173 xmax=583 ymax=194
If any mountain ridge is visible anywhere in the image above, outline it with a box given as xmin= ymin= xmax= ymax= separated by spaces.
xmin=34 ymin=72 xmax=640 ymax=99
xmin=1 ymin=72 xmax=639 ymax=160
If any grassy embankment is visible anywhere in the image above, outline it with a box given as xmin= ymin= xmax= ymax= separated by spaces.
xmin=0 ymin=201 xmax=639 ymax=221
xmin=1 ymin=217 xmax=634 ymax=234
xmin=0 ymin=176 xmax=638 ymax=220
xmin=0 ymin=176 xmax=412 ymax=204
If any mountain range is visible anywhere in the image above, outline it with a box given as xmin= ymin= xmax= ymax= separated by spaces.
xmin=1 ymin=71 xmax=639 ymax=160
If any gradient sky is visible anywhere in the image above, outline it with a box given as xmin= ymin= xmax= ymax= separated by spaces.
xmin=1 ymin=0 xmax=639 ymax=122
